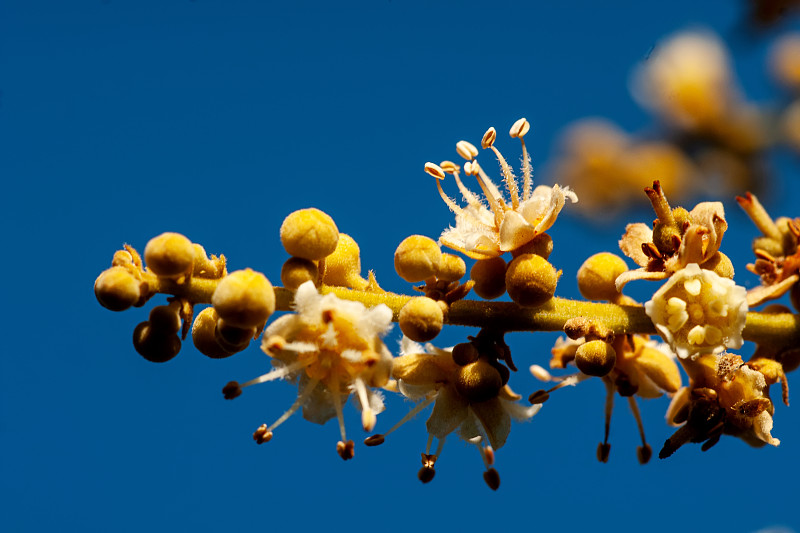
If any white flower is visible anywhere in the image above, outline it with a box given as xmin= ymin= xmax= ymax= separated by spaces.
xmin=224 ymin=281 xmax=394 ymax=459
xmin=426 ymin=120 xmax=577 ymax=259
xmin=645 ymin=264 xmax=747 ymax=359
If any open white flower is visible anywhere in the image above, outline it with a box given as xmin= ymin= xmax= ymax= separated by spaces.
xmin=223 ymin=281 xmax=394 ymax=459
xmin=645 ymin=263 xmax=747 ymax=359
xmin=425 ymin=119 xmax=577 ymax=259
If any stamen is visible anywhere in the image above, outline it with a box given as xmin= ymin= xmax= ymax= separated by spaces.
xmin=329 ymin=373 xmax=348 ymax=443
xmin=451 ymin=169 xmax=483 ymax=208
xmin=473 ymin=162 xmax=507 ymax=227
xmin=488 ymin=144 xmax=520 ymax=210
xmin=509 ymin=118 xmax=532 ymax=200
xmin=354 ymin=378 xmax=376 ymax=432
xmin=239 ymin=360 xmax=306 ymax=388
xmin=266 ymin=378 xmax=320 ymax=432
xmin=378 ymin=396 xmax=435 ymax=439
xmin=598 ymin=379 xmax=615 ymax=463
xmin=627 ymin=396 xmax=652 ymax=464
xmin=434 ymin=174 xmax=493 ymax=231
xmin=736 ymin=192 xmax=782 ymax=241
xmin=456 ymin=140 xmax=478 ymax=161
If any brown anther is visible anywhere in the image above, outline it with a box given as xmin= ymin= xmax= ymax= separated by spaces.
xmin=483 ymin=468 xmax=500 ymax=491
xmin=596 ymin=442 xmax=611 ymax=463
xmin=417 ymin=466 xmax=436 ymax=484
xmin=642 ymin=242 xmax=663 ymax=260
xmin=637 ymin=444 xmax=652 ymax=465
xmin=755 ymin=249 xmax=777 ymax=262
xmin=421 ymin=453 xmax=437 ymax=468
xmin=528 ymin=390 xmax=550 ymax=404
xmin=222 ymin=381 xmax=242 ymax=400
xmin=337 ymin=440 xmax=355 ymax=461
xmin=252 ymin=424 xmax=273 ymax=444
xmin=364 ymin=434 xmax=385 ymax=447
xmin=321 ymin=309 xmax=335 ymax=323
xmin=736 ymin=398 xmax=772 ymax=417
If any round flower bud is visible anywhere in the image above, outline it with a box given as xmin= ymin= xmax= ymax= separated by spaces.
xmin=394 ymin=235 xmax=442 ymax=283
xmin=701 ymin=252 xmax=734 ymax=279
xmin=148 ymin=304 xmax=182 ymax=335
xmin=192 ymin=307 xmax=235 ymax=359
xmin=511 ymin=233 xmax=553 ymax=259
xmin=470 ymin=257 xmax=507 ymax=300
xmin=577 ymin=252 xmax=628 ymax=301
xmin=320 ymin=233 xmax=367 ymax=289
xmin=94 ymin=266 xmax=142 ymax=311
xmin=144 ymin=232 xmax=194 ymax=278
xmin=399 ymin=297 xmax=444 ymax=342
xmin=280 ymin=208 xmax=339 ymax=260
xmin=451 ymin=342 xmax=479 ymax=366
xmin=281 ymin=257 xmax=319 ymax=291
xmin=574 ymin=340 xmax=617 ymax=377
xmin=212 ymin=269 xmax=275 ymax=328
xmin=437 ymin=253 xmax=466 ymax=282
xmin=770 ymin=34 xmax=800 ymax=90
xmin=455 ymin=358 xmax=503 ymax=403
xmin=132 ymin=322 xmax=181 ymax=363
xmin=505 ymin=254 xmax=560 ymax=308
xmin=215 ymin=318 xmax=256 ymax=352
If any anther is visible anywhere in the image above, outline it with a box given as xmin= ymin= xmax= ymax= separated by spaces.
xmin=364 ymin=434 xmax=385 ymax=446
xmin=637 ymin=444 xmax=652 ymax=465
xmin=222 ymin=381 xmax=242 ymax=400
xmin=440 ymin=160 xmax=460 ymax=174
xmin=509 ymin=117 xmax=530 ymax=138
xmin=337 ymin=440 xmax=355 ymax=461
xmin=456 ymin=140 xmax=478 ymax=160
xmin=483 ymin=468 xmax=500 ymax=491
xmin=481 ymin=127 xmax=497 ymax=148
xmin=424 ymin=162 xmax=446 ymax=180
xmin=596 ymin=442 xmax=611 ymax=463
xmin=528 ymin=390 xmax=550 ymax=404
xmin=253 ymin=424 xmax=273 ymax=444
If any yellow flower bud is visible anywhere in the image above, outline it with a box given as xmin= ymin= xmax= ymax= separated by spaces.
xmin=511 ymin=233 xmax=553 ymax=260
xmin=574 ymin=340 xmax=617 ymax=377
xmin=191 ymin=307 xmax=236 ymax=359
xmin=437 ymin=253 xmax=466 ymax=282
xmin=455 ymin=358 xmax=503 ymax=403
xmin=451 ymin=342 xmax=479 ymax=366
xmin=394 ymin=235 xmax=442 ymax=283
xmin=144 ymin=232 xmax=194 ymax=278
xmin=505 ymin=254 xmax=559 ymax=308
xmin=577 ymin=252 xmax=628 ymax=301
xmin=770 ymin=33 xmax=800 ymax=90
xmin=94 ymin=266 xmax=142 ymax=311
xmin=132 ymin=321 xmax=181 ymax=363
xmin=280 ymin=208 xmax=339 ymax=260
xmin=700 ymin=252 xmax=734 ymax=279
xmin=399 ymin=296 xmax=444 ymax=342
xmin=212 ymin=269 xmax=275 ymax=328
xmin=281 ymin=257 xmax=319 ymax=291
xmin=215 ymin=318 xmax=256 ymax=352
xmin=470 ymin=257 xmax=507 ymax=300
xmin=320 ymin=233 xmax=368 ymax=290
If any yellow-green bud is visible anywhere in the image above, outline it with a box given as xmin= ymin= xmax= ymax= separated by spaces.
xmin=455 ymin=358 xmax=503 ymax=403
xmin=280 ymin=208 xmax=339 ymax=260
xmin=511 ymin=233 xmax=553 ymax=259
xmin=394 ymin=235 xmax=442 ymax=283
xmin=577 ymin=252 xmax=628 ymax=301
xmin=133 ymin=321 xmax=181 ymax=363
xmin=470 ymin=257 xmax=507 ymax=300
xmin=320 ymin=233 xmax=368 ymax=290
xmin=437 ymin=253 xmax=466 ymax=282
xmin=398 ymin=296 xmax=444 ymax=342
xmin=94 ymin=266 xmax=142 ymax=311
xmin=144 ymin=232 xmax=195 ymax=278
xmin=700 ymin=252 xmax=734 ymax=279
xmin=212 ymin=269 xmax=275 ymax=328
xmin=281 ymin=257 xmax=319 ymax=291
xmin=505 ymin=254 xmax=559 ymax=308
xmin=192 ymin=307 xmax=236 ymax=359
xmin=574 ymin=340 xmax=616 ymax=377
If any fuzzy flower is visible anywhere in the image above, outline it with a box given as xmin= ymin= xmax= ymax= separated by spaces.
xmin=662 ymin=352 xmax=781 ymax=458
xmin=645 ymin=264 xmax=747 ymax=359
xmin=222 ymin=281 xmax=393 ymax=460
xmin=369 ymin=337 xmax=539 ymax=489
xmin=616 ymin=181 xmax=730 ymax=289
xmin=425 ymin=118 xmax=577 ymax=260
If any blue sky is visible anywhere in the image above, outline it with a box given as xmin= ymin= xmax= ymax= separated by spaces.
xmin=2 ymin=1 xmax=799 ymax=532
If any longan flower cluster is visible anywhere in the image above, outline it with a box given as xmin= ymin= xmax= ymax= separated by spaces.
xmin=94 ymin=120 xmax=800 ymax=490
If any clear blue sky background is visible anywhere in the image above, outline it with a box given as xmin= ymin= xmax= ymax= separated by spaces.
xmin=2 ymin=1 xmax=799 ymax=532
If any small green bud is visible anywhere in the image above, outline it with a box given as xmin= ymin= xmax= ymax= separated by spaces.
xmin=505 ymin=254 xmax=559 ymax=308
xmin=574 ymin=340 xmax=616 ymax=377
xmin=577 ymin=252 xmax=628 ymax=301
